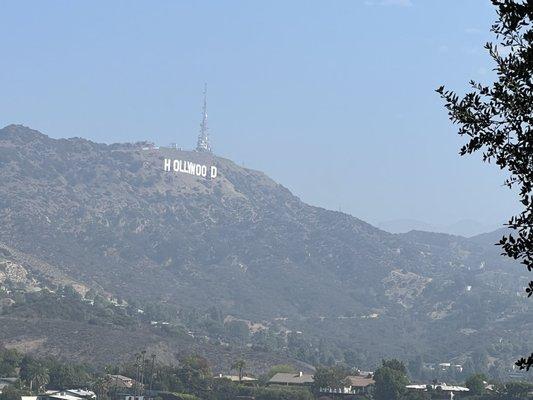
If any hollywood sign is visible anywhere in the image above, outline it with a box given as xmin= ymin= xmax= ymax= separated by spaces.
xmin=163 ymin=158 xmax=218 ymax=179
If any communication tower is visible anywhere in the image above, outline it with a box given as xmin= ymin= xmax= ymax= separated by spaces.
xmin=196 ymin=83 xmax=212 ymax=153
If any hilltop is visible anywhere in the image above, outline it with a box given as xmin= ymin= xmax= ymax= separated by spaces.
xmin=0 ymin=124 xmax=530 ymax=375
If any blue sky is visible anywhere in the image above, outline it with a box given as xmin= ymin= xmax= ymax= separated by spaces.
xmin=0 ymin=0 xmax=519 ymax=228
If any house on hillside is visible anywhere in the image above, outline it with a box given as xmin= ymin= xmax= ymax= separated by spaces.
xmin=63 ymin=390 xmax=96 ymax=399
xmin=347 ymin=375 xmax=375 ymax=395
xmin=214 ymin=374 xmax=258 ymax=385
xmin=107 ymin=375 xmax=135 ymax=389
xmin=406 ymin=383 xmax=469 ymax=397
xmin=268 ymin=372 xmax=314 ymax=386
xmin=37 ymin=390 xmax=92 ymax=400
xmin=318 ymin=375 xmax=375 ymax=397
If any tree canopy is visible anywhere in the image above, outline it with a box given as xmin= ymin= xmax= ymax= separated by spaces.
xmin=373 ymin=359 xmax=409 ymax=400
xmin=465 ymin=373 xmax=487 ymax=396
xmin=437 ymin=0 xmax=533 ymax=371
xmin=312 ymin=365 xmax=349 ymax=391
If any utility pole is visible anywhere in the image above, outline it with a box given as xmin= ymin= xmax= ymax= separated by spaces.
xmin=140 ymin=350 xmax=146 ymax=396
xmin=134 ymin=353 xmax=141 ymax=397
xmin=149 ymin=354 xmax=156 ymax=393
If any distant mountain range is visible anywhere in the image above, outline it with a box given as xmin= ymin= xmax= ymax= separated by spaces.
xmin=377 ymin=219 xmax=501 ymax=238
xmin=0 ymin=124 xmax=530 ymax=375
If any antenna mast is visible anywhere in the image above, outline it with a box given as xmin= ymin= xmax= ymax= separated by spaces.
xmin=196 ymin=83 xmax=212 ymax=152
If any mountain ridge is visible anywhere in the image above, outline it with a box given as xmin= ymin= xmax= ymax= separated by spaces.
xmin=0 ymin=124 xmax=530 ymax=373
xmin=377 ymin=218 xmax=501 ymax=238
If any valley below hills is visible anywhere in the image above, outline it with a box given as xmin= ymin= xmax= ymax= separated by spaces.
xmin=0 ymin=124 xmax=531 ymax=377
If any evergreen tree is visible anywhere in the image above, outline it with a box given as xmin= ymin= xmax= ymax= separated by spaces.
xmin=373 ymin=359 xmax=409 ymax=400
xmin=465 ymin=373 xmax=487 ymax=396
xmin=231 ymin=360 xmax=246 ymax=382
xmin=437 ymin=0 xmax=533 ymax=368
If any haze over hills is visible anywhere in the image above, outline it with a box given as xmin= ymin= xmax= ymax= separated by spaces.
xmin=0 ymin=124 xmax=530 ymax=375
xmin=377 ymin=219 xmax=501 ymax=238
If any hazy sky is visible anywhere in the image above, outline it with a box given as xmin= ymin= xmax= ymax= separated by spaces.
xmin=0 ymin=0 xmax=519 ymax=228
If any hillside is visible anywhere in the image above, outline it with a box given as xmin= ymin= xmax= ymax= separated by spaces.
xmin=0 ymin=124 xmax=530 ymax=374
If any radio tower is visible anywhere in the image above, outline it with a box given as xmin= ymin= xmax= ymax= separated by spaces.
xmin=196 ymin=83 xmax=212 ymax=153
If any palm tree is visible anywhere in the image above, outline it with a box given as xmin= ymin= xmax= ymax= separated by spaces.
xmin=231 ymin=360 xmax=246 ymax=383
xmin=33 ymin=366 xmax=50 ymax=393
xmin=21 ymin=360 xmax=49 ymax=393
xmin=93 ymin=375 xmax=111 ymax=400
